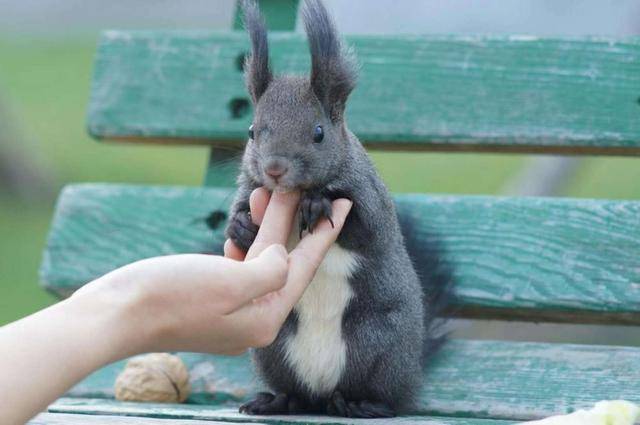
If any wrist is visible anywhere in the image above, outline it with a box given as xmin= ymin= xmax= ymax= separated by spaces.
xmin=82 ymin=257 xmax=187 ymax=356
xmin=69 ymin=268 xmax=152 ymax=364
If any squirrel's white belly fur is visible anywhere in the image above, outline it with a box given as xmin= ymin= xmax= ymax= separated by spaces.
xmin=284 ymin=221 xmax=358 ymax=397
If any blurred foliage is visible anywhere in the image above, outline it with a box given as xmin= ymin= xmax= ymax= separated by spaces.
xmin=0 ymin=198 xmax=53 ymax=323
xmin=1 ymin=36 xmax=640 ymax=326
xmin=0 ymin=37 xmax=208 ymax=324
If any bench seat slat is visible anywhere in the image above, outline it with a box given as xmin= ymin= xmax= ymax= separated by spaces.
xmin=30 ymin=412 xmax=238 ymax=425
xmin=40 ymin=406 xmax=510 ymax=425
xmin=89 ymin=31 xmax=640 ymax=154
xmin=41 ymin=184 xmax=640 ymax=323
xmin=57 ymin=339 xmax=640 ymax=422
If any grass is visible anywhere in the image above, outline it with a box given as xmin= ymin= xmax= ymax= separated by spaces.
xmin=1 ymin=36 xmax=640 ymax=326
xmin=0 ymin=37 xmax=208 ymax=324
xmin=0 ymin=199 xmax=53 ymax=324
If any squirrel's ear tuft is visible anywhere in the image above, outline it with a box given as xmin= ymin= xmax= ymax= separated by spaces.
xmin=302 ymin=0 xmax=358 ymax=122
xmin=242 ymin=0 xmax=272 ymax=103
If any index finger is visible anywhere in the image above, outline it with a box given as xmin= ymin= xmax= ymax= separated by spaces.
xmin=223 ymin=187 xmax=270 ymax=262
xmin=249 ymin=187 xmax=270 ymax=226
xmin=246 ymin=190 xmax=300 ymax=261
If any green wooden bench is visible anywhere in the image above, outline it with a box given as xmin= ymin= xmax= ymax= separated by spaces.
xmin=36 ymin=1 xmax=640 ymax=424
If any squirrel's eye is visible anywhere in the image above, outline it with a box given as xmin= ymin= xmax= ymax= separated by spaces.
xmin=313 ymin=125 xmax=324 ymax=143
xmin=248 ymin=124 xmax=254 ymax=140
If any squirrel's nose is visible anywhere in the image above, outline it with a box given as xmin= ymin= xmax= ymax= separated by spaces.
xmin=264 ymin=161 xmax=288 ymax=179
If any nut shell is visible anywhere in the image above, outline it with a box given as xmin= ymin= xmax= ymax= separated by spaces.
xmin=114 ymin=353 xmax=191 ymax=403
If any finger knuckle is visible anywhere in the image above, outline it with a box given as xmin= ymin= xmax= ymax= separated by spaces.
xmin=220 ymin=283 xmax=242 ymax=310
xmin=252 ymin=324 xmax=278 ymax=348
xmin=270 ymin=256 xmax=288 ymax=285
xmin=250 ymin=264 xmax=286 ymax=293
xmin=291 ymin=248 xmax=320 ymax=271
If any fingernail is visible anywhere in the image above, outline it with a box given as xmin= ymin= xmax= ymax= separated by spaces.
xmin=334 ymin=198 xmax=353 ymax=211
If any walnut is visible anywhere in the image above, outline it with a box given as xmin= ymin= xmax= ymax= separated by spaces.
xmin=114 ymin=353 xmax=191 ymax=403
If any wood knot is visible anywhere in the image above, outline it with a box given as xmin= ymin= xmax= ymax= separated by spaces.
xmin=229 ymin=98 xmax=250 ymax=119
xmin=236 ymin=52 xmax=248 ymax=71
xmin=206 ymin=210 xmax=227 ymax=230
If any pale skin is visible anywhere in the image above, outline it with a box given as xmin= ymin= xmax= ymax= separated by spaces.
xmin=0 ymin=188 xmax=352 ymax=425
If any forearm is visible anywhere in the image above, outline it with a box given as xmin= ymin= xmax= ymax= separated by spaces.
xmin=0 ymin=249 xmax=289 ymax=425
xmin=0 ymin=284 xmax=138 ymax=425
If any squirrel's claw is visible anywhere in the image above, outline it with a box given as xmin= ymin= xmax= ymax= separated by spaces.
xmin=299 ymin=219 xmax=306 ymax=240
xmin=299 ymin=190 xmax=333 ymax=236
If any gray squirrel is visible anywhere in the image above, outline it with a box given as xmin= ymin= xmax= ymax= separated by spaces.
xmin=225 ymin=0 xmax=449 ymax=418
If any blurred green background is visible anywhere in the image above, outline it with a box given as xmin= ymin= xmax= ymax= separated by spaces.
xmin=0 ymin=38 xmax=212 ymax=324
xmin=1 ymin=1 xmax=640 ymax=327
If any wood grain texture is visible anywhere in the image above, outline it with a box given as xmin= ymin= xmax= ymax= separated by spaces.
xmin=67 ymin=353 xmax=251 ymax=404
xmin=53 ymin=339 xmax=640 ymax=421
xmin=394 ymin=193 xmax=640 ymax=323
xmin=88 ymin=32 xmax=640 ymax=154
xmin=46 ymin=400 xmax=510 ymax=425
xmin=29 ymin=412 xmax=249 ymax=425
xmin=40 ymin=184 xmax=640 ymax=323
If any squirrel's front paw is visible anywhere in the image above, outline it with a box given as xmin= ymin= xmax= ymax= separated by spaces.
xmin=226 ymin=210 xmax=259 ymax=252
xmin=300 ymin=190 xmax=333 ymax=237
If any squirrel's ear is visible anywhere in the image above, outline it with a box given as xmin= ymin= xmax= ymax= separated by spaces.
xmin=303 ymin=0 xmax=358 ymax=123
xmin=242 ymin=0 xmax=272 ymax=103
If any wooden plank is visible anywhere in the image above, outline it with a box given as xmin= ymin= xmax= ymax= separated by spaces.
xmin=29 ymin=412 xmax=251 ymax=424
xmin=232 ymin=0 xmax=299 ymax=31
xmin=53 ymin=339 xmax=640 ymax=421
xmin=44 ymin=402 xmax=510 ymax=425
xmin=66 ymin=353 xmax=251 ymax=404
xmin=40 ymin=183 xmax=640 ymax=323
xmin=203 ymin=147 xmax=242 ymax=187
xmin=87 ymin=32 xmax=640 ymax=154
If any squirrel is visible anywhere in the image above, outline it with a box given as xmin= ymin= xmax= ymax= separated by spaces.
xmin=225 ymin=0 xmax=450 ymax=418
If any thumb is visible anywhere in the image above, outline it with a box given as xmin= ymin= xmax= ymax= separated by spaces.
xmin=253 ymin=243 xmax=288 ymax=265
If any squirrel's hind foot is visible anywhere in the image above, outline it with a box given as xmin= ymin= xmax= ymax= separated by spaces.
xmin=326 ymin=391 xmax=395 ymax=418
xmin=239 ymin=392 xmax=304 ymax=415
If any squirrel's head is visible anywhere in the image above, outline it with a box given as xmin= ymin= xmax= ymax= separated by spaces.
xmin=240 ymin=0 xmax=358 ymax=191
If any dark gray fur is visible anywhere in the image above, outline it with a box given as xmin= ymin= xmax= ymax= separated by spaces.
xmin=302 ymin=0 xmax=358 ymax=122
xmin=242 ymin=0 xmax=272 ymax=103
xmin=226 ymin=0 xmax=449 ymax=418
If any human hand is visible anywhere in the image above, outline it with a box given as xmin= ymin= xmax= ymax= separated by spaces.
xmin=223 ymin=188 xmax=353 ymax=348
xmin=73 ymin=188 xmax=352 ymax=357
xmin=0 ymin=188 xmax=350 ymax=425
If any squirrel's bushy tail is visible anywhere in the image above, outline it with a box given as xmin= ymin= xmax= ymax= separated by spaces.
xmin=398 ymin=216 xmax=456 ymax=363
xmin=420 ymin=255 xmax=455 ymax=362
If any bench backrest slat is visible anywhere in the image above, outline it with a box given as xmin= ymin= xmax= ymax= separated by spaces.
xmin=88 ymin=32 xmax=640 ymax=154
xmin=41 ymin=184 xmax=640 ymax=324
